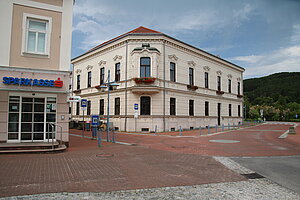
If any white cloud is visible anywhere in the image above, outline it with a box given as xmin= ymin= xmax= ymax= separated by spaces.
xmin=229 ymin=45 xmax=300 ymax=78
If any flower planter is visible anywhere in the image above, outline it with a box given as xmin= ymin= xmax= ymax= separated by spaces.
xmin=95 ymin=85 xmax=102 ymax=89
xmin=73 ymin=89 xmax=81 ymax=93
xmin=134 ymin=77 xmax=156 ymax=84
xmin=237 ymin=94 xmax=243 ymax=98
xmin=187 ymin=85 xmax=198 ymax=90
xmin=216 ymin=90 xmax=224 ymax=95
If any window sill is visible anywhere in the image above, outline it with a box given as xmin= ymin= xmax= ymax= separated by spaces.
xmin=22 ymin=52 xmax=49 ymax=58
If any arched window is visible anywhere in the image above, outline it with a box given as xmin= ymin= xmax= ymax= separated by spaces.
xmin=140 ymin=96 xmax=151 ymax=115
xmin=140 ymin=57 xmax=150 ymax=77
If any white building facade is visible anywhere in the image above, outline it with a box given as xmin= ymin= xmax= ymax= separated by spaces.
xmin=71 ymin=27 xmax=244 ymax=132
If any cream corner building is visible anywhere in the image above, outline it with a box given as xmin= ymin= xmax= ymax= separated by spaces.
xmin=0 ymin=0 xmax=73 ymax=146
xmin=71 ymin=27 xmax=244 ymax=132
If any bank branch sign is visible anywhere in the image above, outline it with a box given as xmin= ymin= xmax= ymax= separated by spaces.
xmin=3 ymin=77 xmax=63 ymax=88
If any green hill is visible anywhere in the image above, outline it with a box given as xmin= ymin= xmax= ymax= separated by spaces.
xmin=244 ymin=72 xmax=300 ymax=104
xmin=243 ymin=72 xmax=300 ymax=121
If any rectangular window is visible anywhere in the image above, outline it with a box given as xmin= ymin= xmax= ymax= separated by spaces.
xmin=228 ymin=79 xmax=231 ymax=93
xmin=217 ymin=76 xmax=221 ymax=91
xmin=238 ymin=82 xmax=241 ymax=95
xmin=229 ymin=104 xmax=232 ymax=116
xmin=115 ymin=97 xmax=120 ymax=115
xmin=170 ymin=98 xmax=176 ymax=115
xmin=87 ymin=100 xmax=91 ymax=115
xmin=205 ymin=101 xmax=209 ymax=116
xmin=115 ymin=63 xmax=120 ymax=82
xmin=24 ymin=16 xmax=50 ymax=55
xmin=189 ymin=68 xmax=194 ymax=85
xmin=87 ymin=71 xmax=92 ymax=88
xmin=238 ymin=105 xmax=241 ymax=117
xmin=99 ymin=99 xmax=104 ymax=115
xmin=141 ymin=96 xmax=151 ymax=115
xmin=100 ymin=67 xmax=105 ymax=85
xmin=140 ymin=57 xmax=151 ymax=77
xmin=189 ymin=100 xmax=194 ymax=116
xmin=77 ymin=75 xmax=80 ymax=90
xmin=170 ymin=62 xmax=176 ymax=82
xmin=205 ymin=72 xmax=209 ymax=88
xmin=76 ymin=102 xmax=80 ymax=115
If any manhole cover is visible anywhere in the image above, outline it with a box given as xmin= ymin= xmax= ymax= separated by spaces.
xmin=96 ymin=153 xmax=114 ymax=158
xmin=209 ymin=139 xmax=240 ymax=143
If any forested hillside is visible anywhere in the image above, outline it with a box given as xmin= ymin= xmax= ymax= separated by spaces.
xmin=243 ymin=72 xmax=300 ymax=121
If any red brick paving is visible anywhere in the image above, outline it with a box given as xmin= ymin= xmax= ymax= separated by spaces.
xmin=0 ymin=135 xmax=245 ymax=198
xmin=70 ymin=123 xmax=300 ymax=157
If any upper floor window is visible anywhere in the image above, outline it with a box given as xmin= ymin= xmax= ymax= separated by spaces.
xmin=170 ymin=98 xmax=176 ymax=115
xmin=140 ymin=96 xmax=151 ymax=115
xmin=100 ymin=67 xmax=105 ymax=85
xmin=140 ymin=57 xmax=151 ymax=77
xmin=228 ymin=79 xmax=232 ymax=93
xmin=238 ymin=82 xmax=241 ymax=95
xmin=115 ymin=97 xmax=120 ymax=115
xmin=115 ymin=63 xmax=120 ymax=82
xmin=170 ymin=62 xmax=176 ymax=82
xmin=87 ymin=71 xmax=92 ymax=87
xmin=76 ymin=75 xmax=80 ymax=90
xmin=204 ymin=72 xmax=209 ymax=88
xmin=217 ymin=76 xmax=221 ymax=91
xmin=23 ymin=14 xmax=52 ymax=55
xmin=189 ymin=68 xmax=194 ymax=85
xmin=189 ymin=100 xmax=194 ymax=116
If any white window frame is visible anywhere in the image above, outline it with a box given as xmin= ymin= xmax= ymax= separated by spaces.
xmin=22 ymin=13 xmax=52 ymax=56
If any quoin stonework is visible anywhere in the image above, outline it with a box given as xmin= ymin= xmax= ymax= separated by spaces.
xmin=71 ymin=26 xmax=244 ymax=132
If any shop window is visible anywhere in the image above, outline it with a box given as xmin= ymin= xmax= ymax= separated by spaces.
xmin=140 ymin=96 xmax=151 ymax=115
xmin=141 ymin=128 xmax=149 ymax=132
xmin=115 ymin=63 xmax=120 ymax=82
xmin=229 ymin=104 xmax=232 ymax=116
xmin=170 ymin=62 xmax=176 ymax=82
xmin=189 ymin=100 xmax=194 ymax=116
xmin=140 ymin=57 xmax=150 ymax=77
xmin=115 ymin=97 xmax=120 ymax=115
xmin=170 ymin=98 xmax=176 ymax=115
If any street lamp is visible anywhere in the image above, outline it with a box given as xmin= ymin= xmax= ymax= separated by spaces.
xmin=100 ymin=69 xmax=119 ymax=142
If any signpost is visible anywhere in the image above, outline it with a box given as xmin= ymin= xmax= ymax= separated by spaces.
xmin=81 ymin=99 xmax=87 ymax=137
xmin=91 ymin=115 xmax=101 ymax=147
xmin=134 ymin=103 xmax=138 ymax=132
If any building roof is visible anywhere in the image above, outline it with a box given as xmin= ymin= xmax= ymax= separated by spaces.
xmin=72 ymin=26 xmax=244 ymax=71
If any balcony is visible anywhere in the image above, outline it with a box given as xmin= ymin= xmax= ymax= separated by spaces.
xmin=187 ymin=85 xmax=198 ymax=91
xmin=131 ymin=77 xmax=160 ymax=94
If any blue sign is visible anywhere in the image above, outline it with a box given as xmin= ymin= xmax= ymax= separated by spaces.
xmin=81 ymin=99 xmax=87 ymax=107
xmin=296 ymin=114 xmax=298 ymax=119
xmin=134 ymin=103 xmax=138 ymax=110
xmin=3 ymin=77 xmax=63 ymax=87
xmin=92 ymin=115 xmax=99 ymax=126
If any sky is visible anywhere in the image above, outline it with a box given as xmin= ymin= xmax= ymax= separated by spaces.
xmin=72 ymin=0 xmax=300 ymax=79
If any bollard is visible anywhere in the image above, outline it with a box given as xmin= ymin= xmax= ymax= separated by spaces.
xmin=199 ymin=126 xmax=202 ymax=136
xmin=98 ymin=128 xmax=102 ymax=147
xmin=179 ymin=126 xmax=182 ymax=136
xmin=233 ymin=123 xmax=235 ymax=129
xmin=222 ymin=124 xmax=224 ymax=132
xmin=228 ymin=123 xmax=230 ymax=130
xmin=238 ymin=122 xmax=240 ymax=129
xmin=208 ymin=125 xmax=210 ymax=134
xmin=155 ymin=125 xmax=157 ymax=135
xmin=216 ymin=125 xmax=218 ymax=133
xmin=112 ymin=128 xmax=115 ymax=143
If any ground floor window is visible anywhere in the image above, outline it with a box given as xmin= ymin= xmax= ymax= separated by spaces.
xmin=140 ymin=96 xmax=151 ymax=115
xmin=115 ymin=97 xmax=120 ymax=115
xmin=170 ymin=98 xmax=176 ymax=115
xmin=8 ymin=95 xmax=56 ymax=142
xmin=189 ymin=100 xmax=194 ymax=116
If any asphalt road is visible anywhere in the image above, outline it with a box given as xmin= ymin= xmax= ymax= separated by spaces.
xmin=232 ymin=156 xmax=300 ymax=195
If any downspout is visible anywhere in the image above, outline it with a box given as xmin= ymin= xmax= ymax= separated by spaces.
xmin=124 ymin=40 xmax=128 ymax=131
xmin=163 ymin=40 xmax=166 ymax=132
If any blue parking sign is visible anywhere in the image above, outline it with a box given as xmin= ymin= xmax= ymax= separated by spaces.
xmin=134 ymin=104 xmax=138 ymax=110
xmin=81 ymin=99 xmax=87 ymax=107
xmin=92 ymin=115 xmax=99 ymax=126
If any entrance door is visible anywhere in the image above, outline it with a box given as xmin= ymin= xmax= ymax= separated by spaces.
xmin=217 ymin=103 xmax=221 ymax=126
xmin=21 ymin=97 xmax=45 ymax=141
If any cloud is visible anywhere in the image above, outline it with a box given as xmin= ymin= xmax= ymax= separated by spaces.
xmin=230 ymin=45 xmax=300 ymax=78
xmin=291 ymin=24 xmax=300 ymax=43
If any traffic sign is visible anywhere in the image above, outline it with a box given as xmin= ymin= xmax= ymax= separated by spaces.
xmin=81 ymin=99 xmax=87 ymax=107
xmin=92 ymin=115 xmax=99 ymax=126
xmin=134 ymin=103 xmax=138 ymax=110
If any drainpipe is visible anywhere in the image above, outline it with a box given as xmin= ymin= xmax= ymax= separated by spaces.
xmin=163 ymin=40 xmax=166 ymax=132
xmin=124 ymin=40 xmax=128 ymax=131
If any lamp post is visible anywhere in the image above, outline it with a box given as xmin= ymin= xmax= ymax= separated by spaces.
xmin=100 ymin=69 xmax=118 ymax=142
